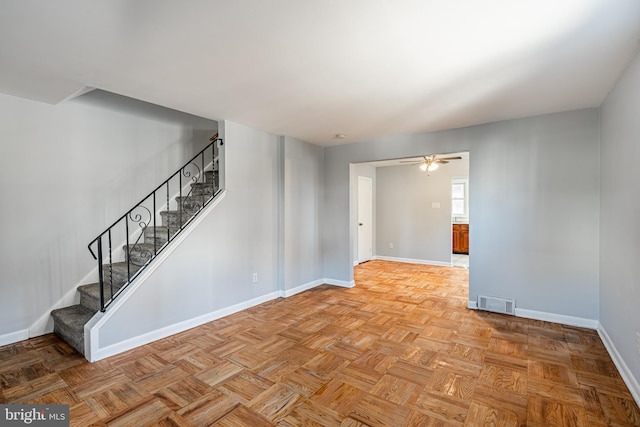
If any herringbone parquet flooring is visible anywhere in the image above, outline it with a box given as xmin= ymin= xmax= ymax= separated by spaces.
xmin=1 ymin=260 xmax=639 ymax=426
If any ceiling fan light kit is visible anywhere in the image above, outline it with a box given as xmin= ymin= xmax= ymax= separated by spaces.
xmin=400 ymin=154 xmax=462 ymax=175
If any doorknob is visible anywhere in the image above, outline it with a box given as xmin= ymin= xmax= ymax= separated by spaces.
xmin=359 ymin=223 xmax=363 ymax=226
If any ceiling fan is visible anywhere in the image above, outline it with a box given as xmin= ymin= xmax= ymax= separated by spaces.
xmin=400 ymin=154 xmax=462 ymax=174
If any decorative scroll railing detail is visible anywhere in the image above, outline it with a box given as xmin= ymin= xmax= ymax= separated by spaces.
xmin=127 ymin=205 xmax=152 ymax=267
xmin=88 ymin=138 xmax=222 ymax=311
xmin=180 ymin=162 xmax=202 ymax=216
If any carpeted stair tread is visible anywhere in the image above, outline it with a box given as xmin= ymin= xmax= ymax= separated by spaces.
xmin=123 ymin=242 xmax=157 ymax=250
xmin=100 ymin=261 xmax=143 ymax=290
xmin=51 ymin=304 xmax=95 ymax=329
xmin=123 ymin=243 xmax=157 ymax=265
xmin=160 ymin=209 xmax=196 ymax=216
xmin=175 ymin=195 xmax=207 ymax=203
xmin=204 ymin=170 xmax=218 ymax=183
xmin=175 ymin=196 xmax=206 ymax=214
xmin=160 ymin=210 xmax=196 ymax=227
xmin=78 ymin=283 xmax=121 ymax=312
xmin=143 ymin=226 xmax=180 ymax=246
xmin=144 ymin=225 xmax=181 ymax=236
xmin=51 ymin=304 xmax=95 ymax=354
xmin=190 ymin=182 xmax=216 ymax=197
xmin=78 ymin=282 xmax=116 ymax=298
xmin=107 ymin=261 xmax=143 ymax=274
xmin=191 ymin=181 xmax=215 ymax=188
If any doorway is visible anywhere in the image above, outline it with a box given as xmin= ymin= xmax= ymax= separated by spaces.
xmin=357 ymin=176 xmax=373 ymax=264
xmin=451 ymin=176 xmax=470 ymax=268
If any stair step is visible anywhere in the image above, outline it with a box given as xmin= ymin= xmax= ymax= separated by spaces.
xmin=102 ymin=261 xmax=143 ymax=288
xmin=160 ymin=210 xmax=195 ymax=227
xmin=204 ymin=170 xmax=219 ymax=184
xmin=78 ymin=282 xmax=121 ymax=312
xmin=143 ymin=226 xmax=180 ymax=246
xmin=123 ymin=243 xmax=157 ymax=266
xmin=191 ymin=182 xmax=216 ymax=197
xmin=51 ymin=305 xmax=95 ymax=355
xmin=175 ymin=195 xmax=206 ymax=214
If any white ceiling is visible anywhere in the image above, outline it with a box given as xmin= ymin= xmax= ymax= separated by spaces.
xmin=1 ymin=1 xmax=639 ymax=146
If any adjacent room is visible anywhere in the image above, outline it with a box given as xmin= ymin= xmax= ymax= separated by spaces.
xmin=352 ymin=152 xmax=470 ymax=269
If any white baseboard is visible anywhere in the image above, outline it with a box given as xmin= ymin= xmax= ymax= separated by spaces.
xmin=323 ymin=278 xmax=356 ymax=288
xmin=374 ymin=255 xmax=451 ymax=267
xmin=0 ymin=329 xmax=29 ymax=347
xmin=87 ymin=290 xmax=279 ymax=362
xmin=598 ymin=324 xmax=640 ymax=407
xmin=281 ymin=279 xmax=325 ymax=297
xmin=470 ymin=301 xmax=598 ymax=329
xmin=514 ymin=308 xmax=598 ymax=329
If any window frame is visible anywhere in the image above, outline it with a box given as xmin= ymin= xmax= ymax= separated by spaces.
xmin=451 ymin=177 xmax=469 ymax=219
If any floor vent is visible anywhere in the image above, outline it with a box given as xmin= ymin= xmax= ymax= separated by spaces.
xmin=477 ymin=295 xmax=515 ymax=315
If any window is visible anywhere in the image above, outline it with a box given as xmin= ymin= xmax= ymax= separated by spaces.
xmin=452 ymin=178 xmax=468 ymax=218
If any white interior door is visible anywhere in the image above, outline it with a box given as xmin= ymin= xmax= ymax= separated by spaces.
xmin=357 ymin=176 xmax=373 ymax=263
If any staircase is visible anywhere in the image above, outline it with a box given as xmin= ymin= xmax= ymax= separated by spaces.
xmin=51 ymin=139 xmax=221 ymax=355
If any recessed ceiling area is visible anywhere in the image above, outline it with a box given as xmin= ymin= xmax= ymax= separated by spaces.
xmin=1 ymin=1 xmax=639 ymax=146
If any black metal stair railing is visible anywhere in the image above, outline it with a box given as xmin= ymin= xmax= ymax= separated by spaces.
xmin=88 ymin=138 xmax=223 ymax=311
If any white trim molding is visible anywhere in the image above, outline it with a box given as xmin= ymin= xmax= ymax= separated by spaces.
xmin=470 ymin=303 xmax=598 ymax=329
xmin=323 ymin=278 xmax=356 ymax=288
xmin=87 ymin=291 xmax=279 ymax=362
xmin=513 ymin=308 xmax=598 ymax=329
xmin=0 ymin=329 xmax=29 ymax=347
xmin=283 ymin=278 xmax=356 ymax=297
xmin=374 ymin=255 xmax=451 ymax=267
xmin=598 ymin=324 xmax=640 ymax=407
xmin=281 ymin=279 xmax=325 ymax=298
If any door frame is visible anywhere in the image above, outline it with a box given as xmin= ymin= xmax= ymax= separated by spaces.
xmin=357 ymin=176 xmax=373 ymax=264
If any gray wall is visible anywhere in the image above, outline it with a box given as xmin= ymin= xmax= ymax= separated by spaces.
xmin=0 ymin=90 xmax=217 ymax=338
xmin=375 ymin=159 xmax=468 ymax=263
xmin=324 ymin=109 xmax=600 ymax=320
xmin=284 ymin=136 xmax=325 ymax=290
xmin=600 ymin=51 xmax=640 ymax=385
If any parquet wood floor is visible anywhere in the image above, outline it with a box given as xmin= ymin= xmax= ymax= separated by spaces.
xmin=2 ymin=260 xmax=639 ymax=426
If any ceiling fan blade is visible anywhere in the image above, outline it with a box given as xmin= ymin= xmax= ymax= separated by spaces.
xmin=437 ymin=156 xmax=462 ymax=161
xmin=435 ymin=160 xmax=449 ymax=164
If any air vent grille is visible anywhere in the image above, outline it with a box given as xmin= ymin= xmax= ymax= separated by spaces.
xmin=477 ymin=295 xmax=515 ymax=315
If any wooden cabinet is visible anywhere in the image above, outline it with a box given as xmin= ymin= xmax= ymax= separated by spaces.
xmin=452 ymin=224 xmax=469 ymax=254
